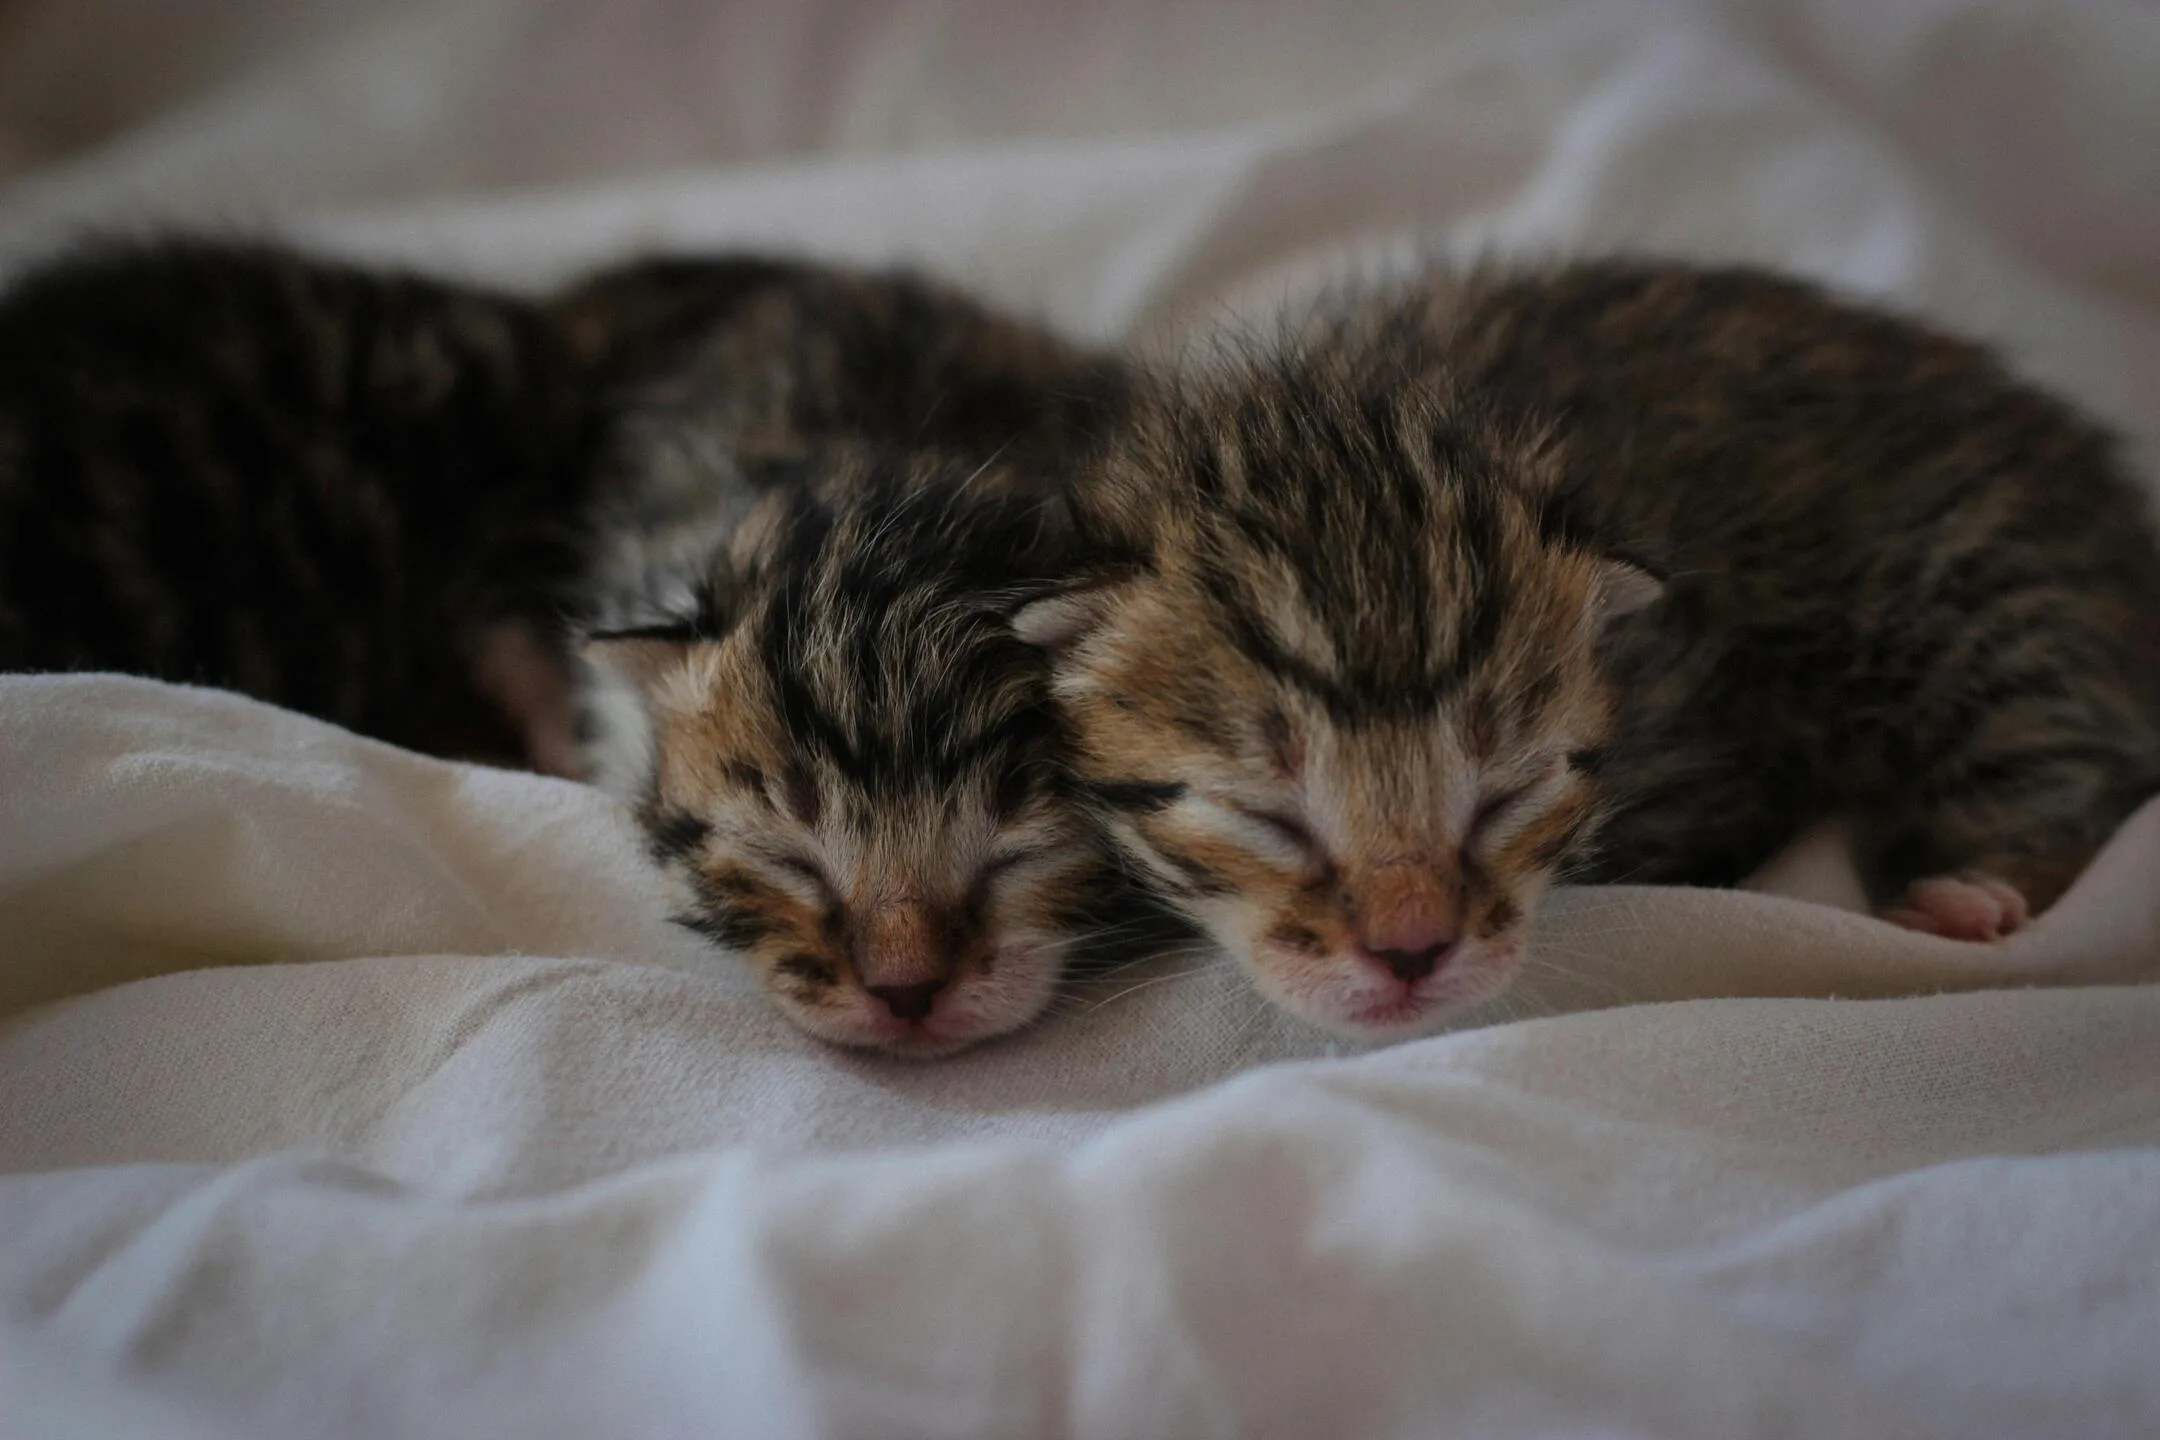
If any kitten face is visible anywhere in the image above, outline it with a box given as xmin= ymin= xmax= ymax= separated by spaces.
xmin=1043 ymin=380 xmax=1655 ymax=1040
xmin=582 ymin=469 xmax=1111 ymax=1057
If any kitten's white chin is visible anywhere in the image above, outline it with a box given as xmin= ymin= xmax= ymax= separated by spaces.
xmin=853 ymin=1025 xmax=985 ymax=1060
xmin=790 ymin=947 xmax=1063 ymax=1058
xmin=1249 ymin=938 xmax=1523 ymax=1043
xmin=795 ymin=1009 xmax=998 ymax=1059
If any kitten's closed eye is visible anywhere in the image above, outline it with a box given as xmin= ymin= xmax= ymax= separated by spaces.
xmin=1471 ymin=756 xmax=1569 ymax=839
xmin=1470 ymin=785 xmax=1531 ymax=837
xmin=776 ymin=953 xmax=838 ymax=986
xmin=983 ymin=848 xmax=1041 ymax=877
xmin=1234 ymin=803 xmax=1323 ymax=859
xmin=775 ymin=854 xmax=840 ymax=906
xmin=966 ymin=847 xmax=1042 ymax=912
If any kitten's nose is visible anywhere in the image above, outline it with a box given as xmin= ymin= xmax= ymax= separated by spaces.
xmin=1357 ymin=931 xmax=1459 ymax=983
xmin=1350 ymin=862 xmax=1460 ymax=983
xmin=865 ymin=980 xmax=947 ymax=1022
xmin=856 ymin=898 xmax=956 ymax=1022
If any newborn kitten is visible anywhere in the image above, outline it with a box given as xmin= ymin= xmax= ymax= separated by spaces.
xmin=0 ymin=236 xmax=1148 ymax=1054
xmin=578 ymin=449 xmax=1141 ymax=1055
xmin=1040 ymin=259 xmax=2160 ymax=1041
xmin=561 ymin=255 xmax=1156 ymax=1052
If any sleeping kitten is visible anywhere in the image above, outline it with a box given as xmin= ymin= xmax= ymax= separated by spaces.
xmin=577 ymin=447 xmax=1147 ymax=1055
xmin=557 ymin=253 xmax=1155 ymax=1051
xmin=1037 ymin=259 xmax=2160 ymax=1041
xmin=0 ymin=236 xmax=1147 ymax=1054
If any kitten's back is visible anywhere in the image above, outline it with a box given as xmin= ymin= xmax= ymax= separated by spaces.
xmin=560 ymin=254 xmax=1135 ymax=483
xmin=0 ymin=239 xmax=600 ymax=763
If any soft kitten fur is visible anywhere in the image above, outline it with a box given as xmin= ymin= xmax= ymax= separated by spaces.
xmin=556 ymin=251 xmax=1131 ymax=780
xmin=0 ymin=238 xmax=599 ymax=766
xmin=0 ymin=237 xmax=1144 ymax=1054
xmin=559 ymin=254 xmax=1151 ymax=1052
xmin=1040 ymin=259 xmax=2160 ymax=1041
xmin=557 ymin=252 xmax=1131 ymax=488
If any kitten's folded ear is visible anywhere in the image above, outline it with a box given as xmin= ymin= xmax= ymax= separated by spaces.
xmin=995 ymin=492 xmax=1150 ymax=654
xmin=1534 ymin=488 xmax=1666 ymax=631
xmin=1011 ymin=584 xmax=1127 ymax=652
xmin=573 ymin=622 xmax=708 ymax=803
xmin=1587 ymin=556 xmax=1665 ymax=634
xmin=576 ymin=624 xmax=700 ymax=689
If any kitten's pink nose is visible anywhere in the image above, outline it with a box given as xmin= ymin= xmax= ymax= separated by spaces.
xmin=856 ymin=898 xmax=956 ymax=1023
xmin=1356 ymin=927 xmax=1460 ymax=984
xmin=1351 ymin=866 xmax=1460 ymax=983
xmin=865 ymin=979 xmax=947 ymax=1022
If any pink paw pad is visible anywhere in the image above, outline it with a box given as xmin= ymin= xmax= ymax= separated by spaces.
xmin=1880 ymin=874 xmax=2032 ymax=942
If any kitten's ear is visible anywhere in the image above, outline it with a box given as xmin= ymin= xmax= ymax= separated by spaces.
xmin=1011 ymin=584 xmax=1126 ymax=652
xmin=1587 ymin=557 xmax=1665 ymax=632
xmin=576 ymin=626 xmax=699 ymax=691
xmin=573 ymin=625 xmax=705 ymax=804
xmin=1536 ymin=489 xmax=1664 ymax=631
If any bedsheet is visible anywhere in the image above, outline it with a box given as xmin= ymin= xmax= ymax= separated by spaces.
xmin=4 ymin=2 xmax=2160 ymax=1436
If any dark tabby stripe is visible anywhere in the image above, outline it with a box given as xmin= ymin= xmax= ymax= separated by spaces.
xmin=1088 ymin=780 xmax=1189 ymax=813
xmin=0 ymin=237 xmax=602 ymax=763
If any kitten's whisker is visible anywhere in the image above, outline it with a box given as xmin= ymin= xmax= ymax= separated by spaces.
xmin=1074 ymin=962 xmax=1228 ymax=1013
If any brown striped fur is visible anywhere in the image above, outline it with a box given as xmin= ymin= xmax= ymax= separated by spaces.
xmin=0 ymin=238 xmax=601 ymax=766
xmin=1044 ymin=258 xmax=2160 ymax=1040
xmin=579 ymin=454 xmax=1152 ymax=1056
xmin=558 ymin=261 xmax=1154 ymax=1055
xmin=0 ymin=238 xmax=1153 ymax=1056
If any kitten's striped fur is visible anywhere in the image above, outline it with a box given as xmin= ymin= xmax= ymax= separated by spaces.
xmin=0 ymin=239 xmax=600 ymax=766
xmin=0 ymin=238 xmax=1146 ymax=1055
xmin=560 ymin=255 xmax=1151 ymax=1052
xmin=1044 ymin=259 xmax=2160 ymax=1039
xmin=581 ymin=453 xmax=1149 ymax=1055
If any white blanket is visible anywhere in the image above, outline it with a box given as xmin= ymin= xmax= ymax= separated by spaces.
xmin=5 ymin=2 xmax=2160 ymax=1436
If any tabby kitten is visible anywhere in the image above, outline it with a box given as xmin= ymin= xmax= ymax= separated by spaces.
xmin=0 ymin=236 xmax=1146 ymax=1054
xmin=560 ymin=254 xmax=1153 ymax=1051
xmin=578 ymin=448 xmax=1145 ymax=1055
xmin=1039 ymin=259 xmax=2160 ymax=1041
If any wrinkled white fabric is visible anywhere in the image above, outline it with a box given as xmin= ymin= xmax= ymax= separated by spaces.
xmin=3 ymin=2 xmax=2159 ymax=1436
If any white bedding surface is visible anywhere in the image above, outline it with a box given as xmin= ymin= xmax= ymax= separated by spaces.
xmin=4 ymin=2 xmax=2160 ymax=1436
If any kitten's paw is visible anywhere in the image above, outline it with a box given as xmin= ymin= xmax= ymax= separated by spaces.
xmin=1880 ymin=874 xmax=2032 ymax=942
